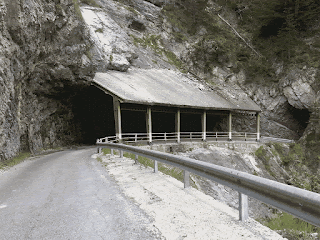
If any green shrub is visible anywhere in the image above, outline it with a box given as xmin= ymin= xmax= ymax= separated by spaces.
xmin=120 ymin=151 xmax=196 ymax=187
xmin=95 ymin=28 xmax=103 ymax=33
xmin=255 ymin=146 xmax=275 ymax=177
xmin=262 ymin=212 xmax=319 ymax=239
xmin=132 ymin=34 xmax=185 ymax=71
xmin=273 ymin=143 xmax=305 ymax=166
xmin=80 ymin=0 xmax=99 ymax=7
xmin=73 ymin=0 xmax=83 ymax=20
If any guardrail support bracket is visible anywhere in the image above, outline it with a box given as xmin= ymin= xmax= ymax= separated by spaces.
xmin=120 ymin=150 xmax=123 ymax=158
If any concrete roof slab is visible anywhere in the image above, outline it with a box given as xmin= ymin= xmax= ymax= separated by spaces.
xmin=93 ymin=68 xmax=261 ymax=112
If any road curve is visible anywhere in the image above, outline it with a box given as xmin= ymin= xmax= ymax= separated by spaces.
xmin=0 ymin=147 xmax=162 ymax=240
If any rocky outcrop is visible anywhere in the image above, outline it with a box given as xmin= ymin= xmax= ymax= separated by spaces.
xmin=81 ymin=0 xmax=173 ymax=71
xmin=0 ymin=0 xmax=93 ymax=161
xmin=281 ymin=67 xmax=318 ymax=110
xmin=1 ymin=0 xmax=318 ymax=162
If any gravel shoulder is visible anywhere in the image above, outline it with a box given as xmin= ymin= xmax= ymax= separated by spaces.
xmin=99 ymin=152 xmax=286 ymax=240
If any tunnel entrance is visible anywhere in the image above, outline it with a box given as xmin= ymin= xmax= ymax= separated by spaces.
xmin=181 ymin=113 xmax=202 ymax=132
xmin=69 ymin=84 xmax=255 ymax=144
xmin=288 ymin=105 xmax=310 ymax=137
xmin=71 ymin=86 xmax=115 ymax=144
xmin=122 ymin=110 xmax=146 ymax=133
xmin=207 ymin=114 xmax=227 ymax=132
xmin=153 ymin=112 xmax=175 ymax=133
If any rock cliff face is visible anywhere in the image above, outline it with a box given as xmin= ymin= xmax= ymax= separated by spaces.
xmin=0 ymin=0 xmax=93 ymax=161
xmin=0 ymin=0 xmax=318 ymax=161
xmin=81 ymin=0 xmax=316 ymax=140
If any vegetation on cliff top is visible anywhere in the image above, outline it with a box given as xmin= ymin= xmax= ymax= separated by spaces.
xmin=162 ymin=0 xmax=320 ymax=84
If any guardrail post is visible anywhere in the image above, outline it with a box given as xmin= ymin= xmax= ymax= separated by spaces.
xmin=111 ymin=149 xmax=114 ymax=156
xmin=245 ymin=133 xmax=247 ymax=141
xmin=154 ymin=160 xmax=158 ymax=173
xmin=184 ymin=170 xmax=190 ymax=188
xmin=216 ymin=132 xmax=218 ymax=141
xmin=164 ymin=132 xmax=167 ymax=141
xmin=120 ymin=150 xmax=123 ymax=158
xmin=135 ymin=134 xmax=137 ymax=143
xmin=239 ymin=192 xmax=249 ymax=221
xmin=97 ymin=147 xmax=101 ymax=154
xmin=135 ymin=155 xmax=138 ymax=164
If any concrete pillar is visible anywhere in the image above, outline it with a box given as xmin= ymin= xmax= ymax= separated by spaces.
xmin=201 ymin=110 xmax=207 ymax=141
xmin=256 ymin=112 xmax=261 ymax=141
xmin=146 ymin=107 xmax=152 ymax=143
xmin=175 ymin=109 xmax=181 ymax=143
xmin=239 ymin=192 xmax=249 ymax=221
xmin=228 ymin=112 xmax=232 ymax=141
xmin=113 ymin=98 xmax=122 ymax=141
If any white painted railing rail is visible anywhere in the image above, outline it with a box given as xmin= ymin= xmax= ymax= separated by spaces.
xmin=97 ymin=131 xmax=260 ymax=144
xmin=96 ymin=142 xmax=320 ymax=227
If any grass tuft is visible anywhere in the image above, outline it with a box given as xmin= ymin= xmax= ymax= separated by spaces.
xmin=102 ymin=148 xmax=111 ymax=155
xmin=259 ymin=212 xmax=320 ymax=239
xmin=0 ymin=152 xmax=31 ymax=170
xmin=131 ymin=34 xmax=185 ymax=71
xmin=72 ymin=0 xmax=83 ymax=20
xmin=80 ymin=0 xmax=100 ymax=7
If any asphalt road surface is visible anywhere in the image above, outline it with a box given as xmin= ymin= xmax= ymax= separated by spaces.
xmin=0 ymin=147 xmax=162 ymax=240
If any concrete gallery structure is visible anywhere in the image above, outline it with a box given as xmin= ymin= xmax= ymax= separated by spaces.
xmin=92 ymin=68 xmax=261 ymax=143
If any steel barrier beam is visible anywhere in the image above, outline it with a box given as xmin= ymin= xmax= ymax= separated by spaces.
xmin=96 ymin=142 xmax=319 ymax=226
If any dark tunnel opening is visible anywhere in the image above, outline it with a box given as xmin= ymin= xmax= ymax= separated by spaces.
xmin=71 ymin=86 xmax=115 ymax=144
xmin=69 ymin=86 xmax=232 ymax=145
xmin=259 ymin=18 xmax=285 ymax=38
xmin=122 ymin=110 xmax=146 ymax=133
xmin=181 ymin=113 xmax=202 ymax=132
xmin=207 ymin=114 xmax=227 ymax=132
xmin=288 ymin=105 xmax=310 ymax=137
xmin=152 ymin=112 xmax=175 ymax=133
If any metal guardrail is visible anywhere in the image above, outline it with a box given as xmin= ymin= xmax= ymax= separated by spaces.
xmin=260 ymin=136 xmax=295 ymax=144
xmin=97 ymin=131 xmax=259 ymax=144
xmin=96 ymin=142 xmax=320 ymax=227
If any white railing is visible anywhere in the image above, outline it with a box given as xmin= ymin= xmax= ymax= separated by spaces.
xmin=260 ymin=136 xmax=295 ymax=143
xmin=97 ymin=142 xmax=320 ymax=226
xmin=97 ymin=131 xmax=260 ymax=144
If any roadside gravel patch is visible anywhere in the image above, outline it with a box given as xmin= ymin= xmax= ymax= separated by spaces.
xmin=98 ymin=153 xmax=286 ymax=240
